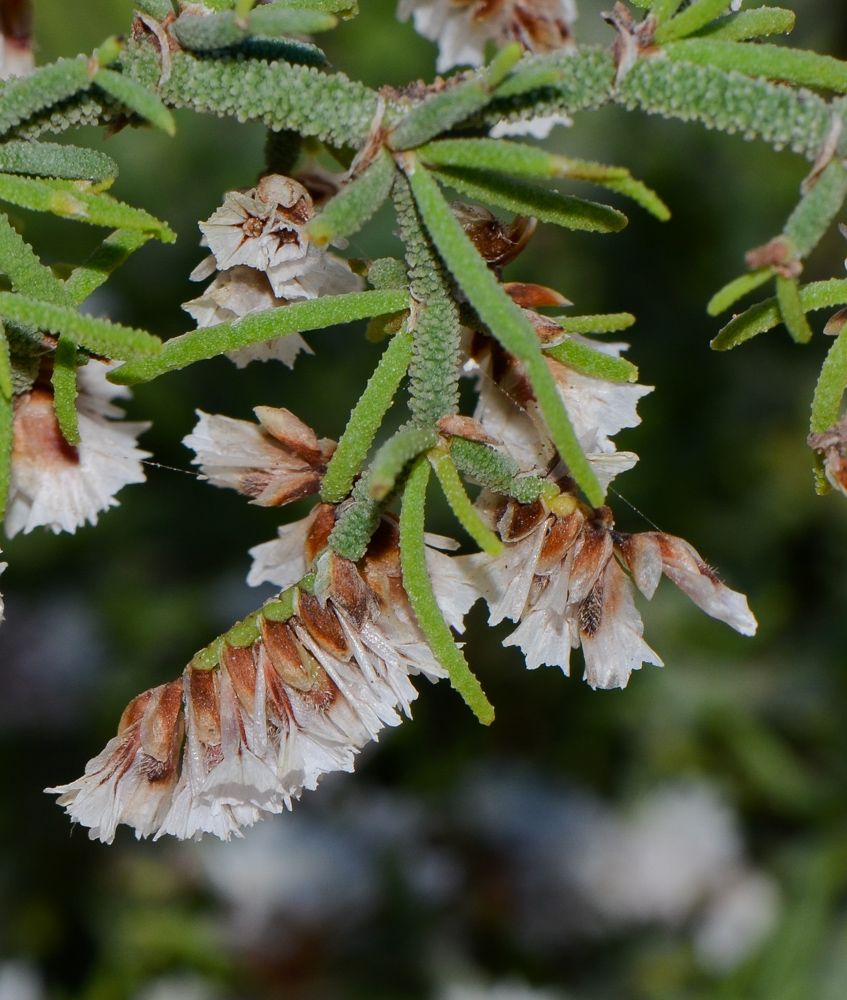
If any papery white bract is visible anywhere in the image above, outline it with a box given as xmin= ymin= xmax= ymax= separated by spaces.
xmin=5 ymin=361 xmax=150 ymax=537
xmin=398 ymin=0 xmax=577 ymax=74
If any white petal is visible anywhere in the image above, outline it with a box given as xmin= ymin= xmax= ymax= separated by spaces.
xmin=580 ymin=561 xmax=663 ymax=690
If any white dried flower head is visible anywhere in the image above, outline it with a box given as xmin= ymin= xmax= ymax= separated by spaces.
xmin=489 ymin=112 xmax=573 ymax=139
xmin=196 ymin=174 xmax=363 ymax=300
xmin=46 ymin=680 xmax=184 ymax=843
xmin=183 ymin=407 xmax=336 ymax=507
xmin=398 ymin=0 xmax=577 ymax=73
xmin=456 ymin=493 xmax=755 ymax=688
xmin=693 ymin=869 xmax=780 ymax=973
xmin=5 ymin=361 xmax=150 ymax=537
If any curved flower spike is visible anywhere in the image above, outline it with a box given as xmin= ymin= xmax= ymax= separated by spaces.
xmin=183 ymin=407 xmax=336 ymax=507
xmin=5 ymin=360 xmax=150 ymax=537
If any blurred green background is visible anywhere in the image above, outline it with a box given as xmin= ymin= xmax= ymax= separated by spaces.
xmin=3 ymin=1 xmax=847 ymax=998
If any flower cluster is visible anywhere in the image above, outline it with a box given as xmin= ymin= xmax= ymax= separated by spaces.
xmin=47 ymin=501 xmax=466 ymax=842
xmin=184 ymin=173 xmax=363 ymax=368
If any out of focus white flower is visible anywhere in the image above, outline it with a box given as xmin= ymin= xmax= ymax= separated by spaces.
xmin=5 ymin=361 xmax=150 ymax=537
xmin=183 ymin=407 xmax=336 ymax=507
xmin=133 ymin=974 xmax=223 ymax=1000
xmin=573 ymin=784 xmax=742 ymax=925
xmin=438 ymin=980 xmax=568 ymax=1000
xmin=398 ymin=0 xmax=576 ymax=74
xmin=694 ymin=869 xmax=780 ymax=973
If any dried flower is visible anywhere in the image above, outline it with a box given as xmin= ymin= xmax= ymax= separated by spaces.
xmin=808 ymin=416 xmax=847 ymax=499
xmin=456 ymin=493 xmax=756 ymax=689
xmin=183 ymin=407 xmax=336 ymax=507
xmin=0 ymin=0 xmax=33 ymax=80
xmin=5 ymin=361 xmax=150 ymax=537
xmin=398 ymin=0 xmax=577 ymax=73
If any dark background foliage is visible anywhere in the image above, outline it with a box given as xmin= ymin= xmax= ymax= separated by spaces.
xmin=2 ymin=1 xmax=847 ymax=997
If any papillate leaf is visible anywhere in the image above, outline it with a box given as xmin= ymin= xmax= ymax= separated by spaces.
xmin=692 ymin=7 xmax=796 ymax=42
xmin=0 ymin=57 xmax=91 ymax=137
xmin=784 ymin=160 xmax=847 ymax=259
xmin=0 ymin=141 xmax=119 ymax=182
xmin=554 ymin=312 xmax=636 ymax=334
xmin=64 ymin=229 xmax=154 ymax=305
xmin=110 ymin=289 xmax=410 ymax=383
xmin=92 ymin=68 xmax=176 ymax=135
xmin=400 ymin=457 xmax=495 ymax=725
xmin=430 ymin=448 xmax=503 ymax=555
xmin=322 ymin=328 xmax=413 ymax=503
xmin=51 ymin=334 xmax=81 ymax=445
xmin=544 ymin=337 xmax=639 ymax=382
xmin=655 ymin=0 xmax=734 ymax=44
xmin=811 ymin=326 xmax=847 ymax=434
xmin=0 ymin=175 xmax=175 ymax=241
xmin=708 ymin=268 xmax=773 ymax=316
xmin=776 ymin=275 xmax=813 ymax=344
xmin=369 ymin=425 xmax=439 ymax=499
xmin=433 ymin=166 xmax=627 ymax=233
xmin=711 ymin=279 xmax=847 ymax=350
xmin=0 ymin=211 xmax=74 ymax=305
xmin=0 ymin=292 xmax=162 ymax=358
xmin=666 ymin=39 xmax=847 ymax=94
xmin=306 ymin=147 xmax=396 ymax=246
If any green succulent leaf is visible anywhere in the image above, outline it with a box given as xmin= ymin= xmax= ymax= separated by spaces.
xmin=64 ymin=229 xmax=154 ymax=305
xmin=811 ymin=326 xmax=847 ymax=435
xmin=692 ymin=7 xmax=796 ymax=42
xmin=306 ymin=147 xmax=396 ymax=246
xmin=0 ymin=211 xmax=74 ymax=305
xmin=0 ymin=141 xmax=119 ymax=182
xmin=0 ymin=325 xmax=12 ymax=522
xmin=708 ymin=267 xmax=774 ymax=316
xmin=418 ymin=139 xmax=669 ymax=220
xmin=449 ymin=436 xmax=548 ymax=504
xmin=433 ymin=165 xmax=628 ymax=233
xmin=776 ymin=275 xmax=814 ymax=344
xmin=652 ymin=0 xmax=685 ymax=22
xmin=665 ymin=39 xmax=847 ymax=94
xmin=552 ymin=312 xmax=636 ymax=334
xmin=0 ymin=175 xmax=175 ymax=241
xmin=92 ymin=68 xmax=176 ymax=135
xmin=369 ymin=425 xmax=440 ymax=499
xmin=321 ymin=327 xmax=414 ymax=503
xmin=135 ymin=0 xmax=174 ymax=18
xmin=430 ymin=448 xmax=504 ymax=555
xmin=400 ymin=456 xmax=494 ymax=725
xmin=655 ymin=0 xmax=734 ymax=44
xmin=172 ymin=7 xmax=337 ymax=51
xmin=110 ymin=289 xmax=410 ymax=384
xmin=0 ymin=292 xmax=162 ymax=358
xmin=0 ymin=57 xmax=91 ymax=137
xmin=784 ymin=160 xmax=847 ymax=259
xmin=403 ymin=155 xmax=603 ymax=506
xmin=543 ymin=337 xmax=639 ymax=383
xmin=51 ymin=335 xmax=81 ymax=445
xmin=711 ymin=279 xmax=847 ymax=350
xmin=388 ymin=46 xmax=521 ymax=151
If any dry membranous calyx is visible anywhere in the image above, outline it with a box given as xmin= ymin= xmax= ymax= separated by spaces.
xmin=11 ymin=0 xmax=847 ymax=846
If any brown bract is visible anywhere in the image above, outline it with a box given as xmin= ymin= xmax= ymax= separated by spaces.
xmin=603 ymin=3 xmax=657 ymax=85
xmin=451 ymin=203 xmax=537 ymax=268
xmin=744 ymin=238 xmax=801 ymax=279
